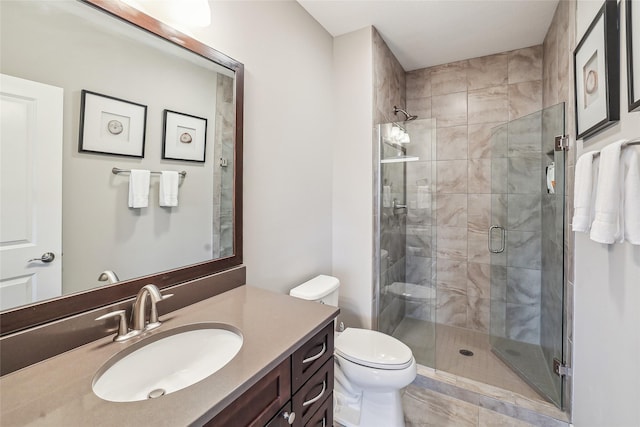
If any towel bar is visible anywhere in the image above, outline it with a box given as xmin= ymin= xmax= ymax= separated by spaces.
xmin=112 ymin=167 xmax=186 ymax=178
xmin=592 ymin=139 xmax=640 ymax=159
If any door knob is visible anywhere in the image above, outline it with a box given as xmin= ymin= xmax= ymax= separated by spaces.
xmin=27 ymin=252 xmax=55 ymax=263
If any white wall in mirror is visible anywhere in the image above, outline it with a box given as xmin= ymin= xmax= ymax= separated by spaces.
xmin=0 ymin=0 xmax=234 ymax=302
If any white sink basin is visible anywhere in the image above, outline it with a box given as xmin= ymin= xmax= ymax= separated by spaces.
xmin=92 ymin=323 xmax=243 ymax=402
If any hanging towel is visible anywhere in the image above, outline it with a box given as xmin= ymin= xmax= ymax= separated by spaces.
xmin=128 ymin=169 xmax=150 ymax=208
xmin=383 ymin=185 xmax=391 ymax=208
xmin=417 ymin=186 xmax=431 ymax=209
xmin=623 ymin=145 xmax=640 ymax=244
xmin=590 ymin=140 xmax=625 ymax=244
xmin=159 ymin=171 xmax=179 ymax=207
xmin=572 ymin=151 xmax=598 ymax=233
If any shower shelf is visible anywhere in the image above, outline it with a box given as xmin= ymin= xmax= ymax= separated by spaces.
xmin=381 ymin=156 xmax=419 ymax=164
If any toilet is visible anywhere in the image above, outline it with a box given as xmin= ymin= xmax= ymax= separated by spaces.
xmin=290 ymin=275 xmax=416 ymax=427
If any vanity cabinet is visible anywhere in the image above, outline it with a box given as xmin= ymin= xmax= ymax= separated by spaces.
xmin=206 ymin=321 xmax=335 ymax=427
xmin=204 ymin=358 xmax=291 ymax=427
xmin=290 ymin=321 xmax=334 ymax=427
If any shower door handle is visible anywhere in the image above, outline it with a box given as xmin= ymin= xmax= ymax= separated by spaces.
xmin=488 ymin=225 xmax=505 ymax=253
xmin=392 ymin=199 xmax=407 ymax=213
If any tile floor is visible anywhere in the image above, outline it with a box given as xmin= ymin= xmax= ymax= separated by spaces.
xmin=391 ymin=317 xmax=570 ymax=426
xmin=392 ymin=317 xmax=550 ymax=401
xmin=403 ymin=384 xmax=538 ymax=427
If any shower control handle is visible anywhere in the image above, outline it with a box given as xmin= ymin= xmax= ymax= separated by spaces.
xmin=488 ymin=225 xmax=505 ymax=253
xmin=392 ymin=199 xmax=407 ymax=212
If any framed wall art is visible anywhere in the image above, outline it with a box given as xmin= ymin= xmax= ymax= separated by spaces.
xmin=162 ymin=110 xmax=207 ymax=162
xmin=627 ymin=0 xmax=640 ymax=111
xmin=79 ymin=90 xmax=147 ymax=157
xmin=574 ymin=0 xmax=619 ymax=140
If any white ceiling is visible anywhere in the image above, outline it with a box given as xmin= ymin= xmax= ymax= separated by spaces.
xmin=297 ymin=0 xmax=560 ymax=71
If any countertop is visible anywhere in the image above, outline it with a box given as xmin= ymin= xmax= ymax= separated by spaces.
xmin=0 ymin=285 xmax=339 ymax=426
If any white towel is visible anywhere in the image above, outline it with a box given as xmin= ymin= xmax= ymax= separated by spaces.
xmin=623 ymin=145 xmax=640 ymax=244
xmin=159 ymin=171 xmax=179 ymax=207
xmin=128 ymin=169 xmax=150 ymax=208
xmin=572 ymin=151 xmax=598 ymax=233
xmin=383 ymin=185 xmax=391 ymax=208
xmin=417 ymin=186 xmax=431 ymax=209
xmin=590 ymin=140 xmax=625 ymax=244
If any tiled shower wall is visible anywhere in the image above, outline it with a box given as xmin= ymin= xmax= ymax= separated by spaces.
xmin=405 ymin=46 xmax=544 ymax=333
xmin=541 ymin=0 xmax=577 ymax=414
xmin=372 ymin=28 xmax=408 ymax=334
xmin=212 ymin=74 xmax=235 ymax=258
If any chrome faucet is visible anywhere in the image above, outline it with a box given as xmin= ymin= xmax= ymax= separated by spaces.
xmin=96 ymin=284 xmax=172 ymax=342
xmin=131 ymin=284 xmax=173 ymax=332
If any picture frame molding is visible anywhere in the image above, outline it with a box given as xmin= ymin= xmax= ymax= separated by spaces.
xmin=627 ymin=0 xmax=640 ymax=112
xmin=78 ymin=89 xmax=147 ymax=158
xmin=574 ymin=0 xmax=620 ymax=140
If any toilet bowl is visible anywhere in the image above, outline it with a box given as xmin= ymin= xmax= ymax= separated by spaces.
xmin=289 ymin=275 xmax=416 ymax=427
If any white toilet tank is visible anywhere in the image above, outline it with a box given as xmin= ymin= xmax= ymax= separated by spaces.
xmin=289 ymin=275 xmax=340 ymax=306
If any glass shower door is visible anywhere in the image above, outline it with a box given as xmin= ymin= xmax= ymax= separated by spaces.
xmin=376 ymin=119 xmax=437 ymax=368
xmin=489 ymin=103 xmax=565 ymax=407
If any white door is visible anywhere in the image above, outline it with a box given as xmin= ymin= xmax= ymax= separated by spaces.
xmin=0 ymin=74 xmax=63 ymax=310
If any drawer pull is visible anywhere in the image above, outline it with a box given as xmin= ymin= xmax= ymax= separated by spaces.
xmin=302 ymin=342 xmax=326 ymax=364
xmin=302 ymin=380 xmax=326 ymax=407
xmin=282 ymin=411 xmax=296 ymax=425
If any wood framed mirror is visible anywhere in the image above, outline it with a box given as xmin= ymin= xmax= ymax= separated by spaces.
xmin=0 ymin=0 xmax=243 ymax=335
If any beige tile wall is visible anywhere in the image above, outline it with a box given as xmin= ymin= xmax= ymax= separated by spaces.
xmin=406 ymin=46 xmax=544 ymax=334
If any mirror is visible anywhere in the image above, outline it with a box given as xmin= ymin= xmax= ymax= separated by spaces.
xmin=0 ymin=0 xmax=243 ymax=334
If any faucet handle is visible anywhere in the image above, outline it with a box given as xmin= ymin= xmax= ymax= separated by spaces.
xmin=146 ymin=292 xmax=173 ymax=330
xmin=96 ymin=310 xmax=140 ymax=342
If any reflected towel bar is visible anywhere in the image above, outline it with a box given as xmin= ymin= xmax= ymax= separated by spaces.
xmin=112 ymin=167 xmax=186 ymax=178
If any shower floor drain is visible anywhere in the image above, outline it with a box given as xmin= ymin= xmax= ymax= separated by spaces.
xmin=459 ymin=349 xmax=474 ymax=357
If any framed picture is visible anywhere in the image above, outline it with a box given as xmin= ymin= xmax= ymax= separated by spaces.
xmin=79 ymin=90 xmax=147 ymax=157
xmin=162 ymin=110 xmax=207 ymax=162
xmin=627 ymin=0 xmax=640 ymax=111
xmin=574 ymin=0 xmax=619 ymax=140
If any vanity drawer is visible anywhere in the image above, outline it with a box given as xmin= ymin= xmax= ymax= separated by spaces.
xmin=292 ymin=322 xmax=334 ymax=392
xmin=303 ymin=392 xmax=333 ymax=427
xmin=292 ymin=357 xmax=334 ymax=427
xmin=205 ymin=358 xmax=291 ymax=427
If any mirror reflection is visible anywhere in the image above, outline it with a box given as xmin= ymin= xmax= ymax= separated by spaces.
xmin=0 ymin=0 xmax=236 ymax=311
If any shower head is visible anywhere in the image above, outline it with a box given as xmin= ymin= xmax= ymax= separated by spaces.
xmin=393 ymin=106 xmax=418 ymax=121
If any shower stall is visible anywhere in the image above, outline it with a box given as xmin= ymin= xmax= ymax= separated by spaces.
xmin=374 ymin=103 xmax=566 ymax=408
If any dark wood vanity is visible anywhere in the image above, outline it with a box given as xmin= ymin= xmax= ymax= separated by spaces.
xmin=0 ymin=284 xmax=339 ymax=427
xmin=208 ymin=322 xmax=334 ymax=427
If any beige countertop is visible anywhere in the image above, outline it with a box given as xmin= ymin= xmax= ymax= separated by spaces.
xmin=0 ymin=285 xmax=339 ymax=426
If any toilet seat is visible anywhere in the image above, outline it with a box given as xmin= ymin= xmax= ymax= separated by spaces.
xmin=335 ymin=328 xmax=413 ymax=370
